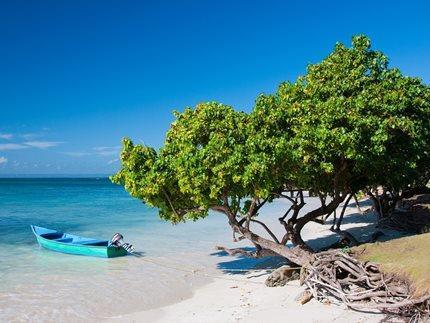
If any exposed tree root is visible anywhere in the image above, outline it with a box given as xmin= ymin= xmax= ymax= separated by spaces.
xmin=301 ymin=250 xmax=430 ymax=319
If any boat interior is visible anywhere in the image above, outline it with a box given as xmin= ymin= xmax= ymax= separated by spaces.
xmin=39 ymin=231 xmax=109 ymax=246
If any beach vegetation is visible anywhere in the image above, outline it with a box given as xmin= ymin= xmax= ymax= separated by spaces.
xmin=112 ymin=35 xmax=430 ymax=266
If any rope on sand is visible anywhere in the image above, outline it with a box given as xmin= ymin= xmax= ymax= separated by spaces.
xmin=134 ymin=255 xmax=301 ymax=285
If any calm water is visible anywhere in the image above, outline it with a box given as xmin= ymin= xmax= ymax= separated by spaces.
xmin=0 ymin=178 xmax=234 ymax=321
xmin=0 ymin=179 xmax=365 ymax=321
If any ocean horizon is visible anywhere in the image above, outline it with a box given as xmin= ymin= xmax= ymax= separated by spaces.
xmin=0 ymin=174 xmax=112 ymax=178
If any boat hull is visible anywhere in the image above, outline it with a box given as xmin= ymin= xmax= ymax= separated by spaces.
xmin=31 ymin=225 xmax=128 ymax=258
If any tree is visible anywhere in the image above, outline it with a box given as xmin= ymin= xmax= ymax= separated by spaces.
xmin=251 ymin=34 xmax=430 ymax=229
xmin=111 ymin=36 xmax=430 ymax=266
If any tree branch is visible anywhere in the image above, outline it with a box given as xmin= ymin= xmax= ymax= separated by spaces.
xmin=250 ymin=219 xmax=280 ymax=243
xmin=162 ymin=188 xmax=181 ymax=218
xmin=334 ymin=193 xmax=353 ymax=230
xmin=272 ymin=191 xmax=296 ymax=204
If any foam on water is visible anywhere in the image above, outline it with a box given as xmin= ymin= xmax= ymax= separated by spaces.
xmin=0 ymin=178 xmax=232 ymax=321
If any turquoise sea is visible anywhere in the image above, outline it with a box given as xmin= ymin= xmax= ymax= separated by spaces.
xmin=0 ymin=178 xmax=239 ymax=321
xmin=0 ymin=178 xmax=364 ymax=321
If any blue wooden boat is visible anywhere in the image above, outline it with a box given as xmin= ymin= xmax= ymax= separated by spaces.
xmin=31 ymin=225 xmax=128 ymax=258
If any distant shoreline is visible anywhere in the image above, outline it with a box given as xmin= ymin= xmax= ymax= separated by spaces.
xmin=0 ymin=174 xmax=111 ymax=179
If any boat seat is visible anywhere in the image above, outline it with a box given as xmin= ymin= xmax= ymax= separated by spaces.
xmin=79 ymin=239 xmax=108 ymax=246
xmin=55 ymin=237 xmax=74 ymax=243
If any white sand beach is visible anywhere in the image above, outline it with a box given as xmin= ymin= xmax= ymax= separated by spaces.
xmin=113 ymin=269 xmax=383 ymax=323
xmin=108 ymin=198 xmax=401 ymax=323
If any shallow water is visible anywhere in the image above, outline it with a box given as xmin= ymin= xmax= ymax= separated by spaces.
xmin=0 ymin=178 xmax=234 ymax=321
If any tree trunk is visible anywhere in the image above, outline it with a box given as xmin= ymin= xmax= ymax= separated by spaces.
xmin=219 ymin=193 xmax=345 ymax=267
xmin=234 ymin=223 xmax=312 ymax=266
xmin=334 ymin=193 xmax=353 ymax=231
xmin=291 ymin=195 xmax=345 ymax=250
xmin=367 ymin=190 xmax=382 ymax=219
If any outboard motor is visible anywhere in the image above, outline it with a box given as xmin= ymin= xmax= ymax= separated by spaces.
xmin=109 ymin=233 xmax=124 ymax=246
xmin=109 ymin=233 xmax=134 ymax=253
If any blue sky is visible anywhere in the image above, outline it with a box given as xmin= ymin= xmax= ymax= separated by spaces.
xmin=1 ymin=0 xmax=429 ymax=176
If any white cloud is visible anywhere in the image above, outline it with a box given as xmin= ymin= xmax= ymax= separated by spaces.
xmin=0 ymin=133 xmax=13 ymax=140
xmin=93 ymin=146 xmax=120 ymax=156
xmin=93 ymin=146 xmax=121 ymax=152
xmin=24 ymin=141 xmax=63 ymax=149
xmin=93 ymin=146 xmax=120 ymax=151
xmin=0 ymin=143 xmax=28 ymax=151
xmin=97 ymin=151 xmax=119 ymax=156
xmin=63 ymin=152 xmax=90 ymax=157
xmin=107 ymin=158 xmax=119 ymax=165
xmin=0 ymin=156 xmax=7 ymax=164
xmin=62 ymin=146 xmax=121 ymax=159
xmin=21 ymin=133 xmax=43 ymax=140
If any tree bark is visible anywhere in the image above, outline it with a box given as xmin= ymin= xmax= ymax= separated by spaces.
xmin=233 ymin=222 xmax=312 ymax=266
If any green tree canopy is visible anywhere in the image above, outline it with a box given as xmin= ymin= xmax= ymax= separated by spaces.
xmin=112 ymin=102 xmax=252 ymax=223
xmin=256 ymin=35 xmax=430 ymax=195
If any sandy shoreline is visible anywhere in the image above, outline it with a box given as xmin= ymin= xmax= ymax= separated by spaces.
xmin=106 ymin=199 xmax=402 ymax=323
xmin=109 ymin=270 xmax=383 ymax=323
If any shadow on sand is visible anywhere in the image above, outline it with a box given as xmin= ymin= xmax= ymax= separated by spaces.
xmin=211 ymin=248 xmax=290 ymax=275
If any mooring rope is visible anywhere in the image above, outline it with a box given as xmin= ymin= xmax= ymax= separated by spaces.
xmin=137 ymin=256 xmax=265 ymax=284
xmin=133 ymin=254 xmax=301 ymax=285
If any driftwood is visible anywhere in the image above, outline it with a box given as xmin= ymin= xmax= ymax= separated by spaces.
xmin=296 ymin=290 xmax=314 ymax=305
xmin=301 ymin=250 xmax=430 ymax=319
xmin=265 ymin=265 xmax=300 ymax=287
